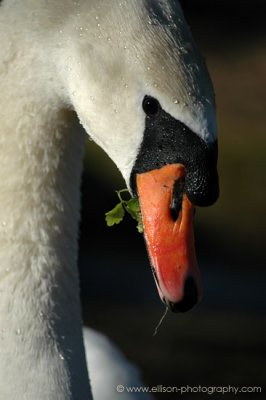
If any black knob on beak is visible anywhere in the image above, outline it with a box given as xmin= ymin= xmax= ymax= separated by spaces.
xmin=130 ymin=105 xmax=219 ymax=208
xmin=185 ymin=140 xmax=219 ymax=207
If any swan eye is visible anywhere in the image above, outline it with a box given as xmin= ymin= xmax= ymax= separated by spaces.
xmin=142 ymin=96 xmax=161 ymax=116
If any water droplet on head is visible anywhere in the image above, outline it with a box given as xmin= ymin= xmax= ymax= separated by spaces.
xmin=59 ymin=353 xmax=65 ymax=360
xmin=173 ymin=98 xmax=179 ymax=104
xmin=16 ymin=328 xmax=21 ymax=336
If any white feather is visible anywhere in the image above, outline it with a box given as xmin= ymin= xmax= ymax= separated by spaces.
xmin=0 ymin=0 xmax=215 ymax=398
xmin=84 ymin=328 xmax=152 ymax=400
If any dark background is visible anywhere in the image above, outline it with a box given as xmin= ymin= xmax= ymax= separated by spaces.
xmin=79 ymin=1 xmax=266 ymax=398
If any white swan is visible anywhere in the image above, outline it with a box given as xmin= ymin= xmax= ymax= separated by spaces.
xmin=0 ymin=0 xmax=219 ymax=399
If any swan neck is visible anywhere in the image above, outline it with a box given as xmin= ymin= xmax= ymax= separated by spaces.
xmin=0 ymin=98 xmax=91 ymax=398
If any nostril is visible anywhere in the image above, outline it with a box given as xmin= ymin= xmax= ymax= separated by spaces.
xmin=170 ymin=178 xmax=185 ymax=221
xmin=167 ymin=277 xmax=199 ymax=313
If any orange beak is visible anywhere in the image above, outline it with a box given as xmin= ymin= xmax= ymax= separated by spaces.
xmin=137 ymin=164 xmax=201 ymax=312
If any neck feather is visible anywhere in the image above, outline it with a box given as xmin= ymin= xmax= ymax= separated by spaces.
xmin=0 ymin=92 xmax=91 ymax=398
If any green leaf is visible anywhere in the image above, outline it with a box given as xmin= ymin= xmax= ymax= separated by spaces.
xmin=136 ymin=218 xmax=144 ymax=234
xmin=105 ymin=189 xmax=143 ymax=233
xmin=116 ymin=189 xmax=131 ymax=203
xmin=105 ymin=203 xmax=125 ymax=227
xmin=125 ymin=198 xmax=143 ymax=233
xmin=124 ymin=198 xmax=140 ymax=220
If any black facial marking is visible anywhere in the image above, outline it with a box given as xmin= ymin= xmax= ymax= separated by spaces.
xmin=131 ymin=98 xmax=219 ymax=207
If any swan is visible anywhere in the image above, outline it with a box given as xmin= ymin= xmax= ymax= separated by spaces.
xmin=0 ymin=0 xmax=219 ymax=399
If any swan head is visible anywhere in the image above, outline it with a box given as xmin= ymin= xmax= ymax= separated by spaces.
xmin=64 ymin=0 xmax=219 ymax=312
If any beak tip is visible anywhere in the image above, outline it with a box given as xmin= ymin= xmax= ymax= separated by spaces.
xmin=164 ymin=276 xmax=200 ymax=313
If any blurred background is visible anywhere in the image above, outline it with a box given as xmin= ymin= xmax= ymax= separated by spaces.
xmin=79 ymin=1 xmax=266 ymax=398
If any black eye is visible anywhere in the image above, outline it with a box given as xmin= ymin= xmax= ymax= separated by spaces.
xmin=142 ymin=96 xmax=161 ymax=116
